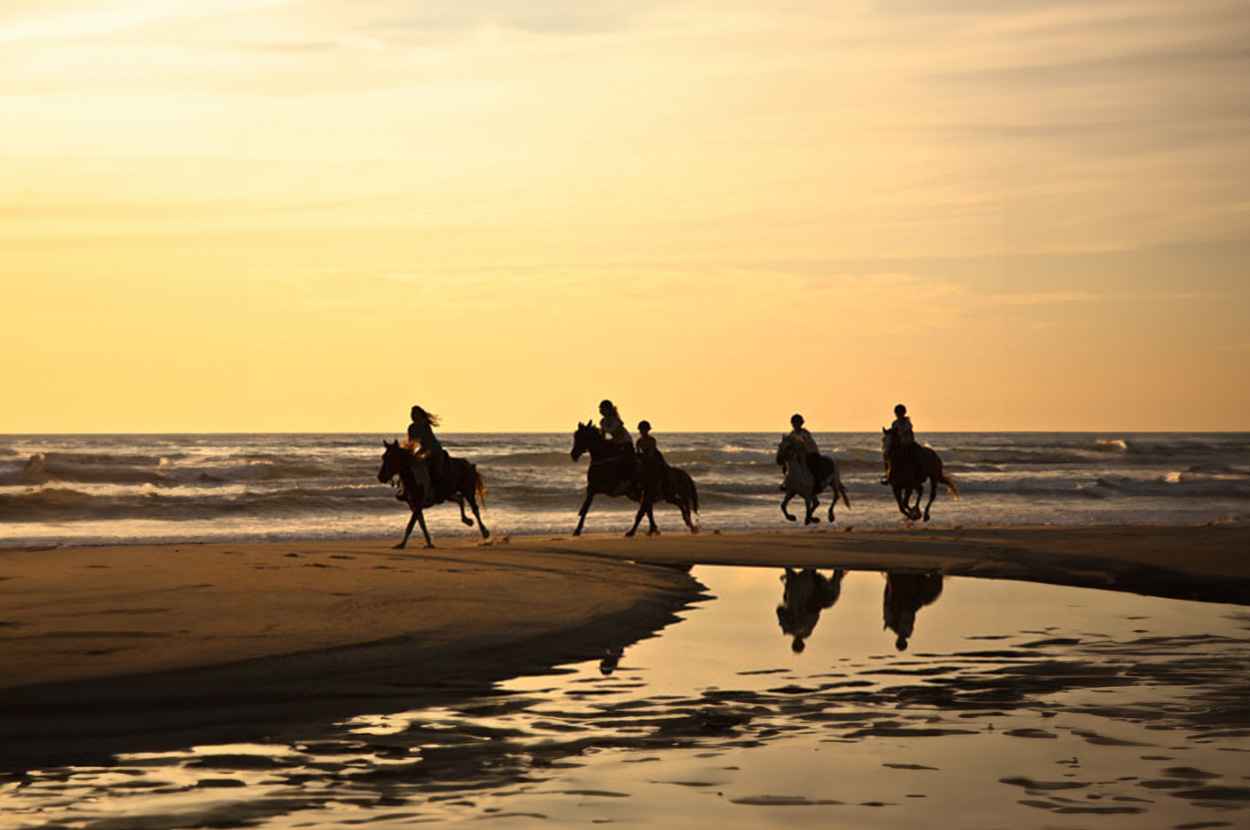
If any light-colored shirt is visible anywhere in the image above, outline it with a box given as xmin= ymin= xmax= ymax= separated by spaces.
xmin=792 ymin=427 xmax=819 ymax=455
xmin=600 ymin=415 xmax=632 ymax=445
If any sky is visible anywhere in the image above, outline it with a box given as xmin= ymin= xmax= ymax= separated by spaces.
xmin=1 ymin=0 xmax=1248 ymax=433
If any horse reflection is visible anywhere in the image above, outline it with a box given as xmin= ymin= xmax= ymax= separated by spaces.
xmin=776 ymin=568 xmax=846 ymax=653
xmin=883 ymin=572 xmax=944 ymax=651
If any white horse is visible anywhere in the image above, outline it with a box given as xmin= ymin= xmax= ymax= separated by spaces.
xmin=776 ymin=434 xmax=850 ymax=524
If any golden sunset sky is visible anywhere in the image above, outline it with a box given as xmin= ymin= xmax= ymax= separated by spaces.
xmin=2 ymin=0 xmax=1248 ymax=433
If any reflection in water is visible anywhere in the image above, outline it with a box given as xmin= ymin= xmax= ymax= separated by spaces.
xmin=776 ymin=567 xmax=845 ymax=652
xmin=883 ymin=572 xmax=945 ymax=651
xmin=1 ymin=569 xmax=1247 ymax=830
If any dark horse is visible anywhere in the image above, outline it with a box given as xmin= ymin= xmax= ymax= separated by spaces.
xmin=883 ymin=571 xmax=944 ymax=651
xmin=882 ymin=428 xmax=958 ymax=522
xmin=570 ymin=421 xmax=699 ymax=536
xmin=377 ymin=440 xmax=489 ymax=549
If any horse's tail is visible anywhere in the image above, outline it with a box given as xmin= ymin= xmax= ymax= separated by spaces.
xmin=475 ymin=469 xmax=487 ymax=507
xmin=689 ymin=473 xmax=699 ymax=515
xmin=942 ymin=472 xmax=958 ymax=499
xmin=838 ymin=481 xmax=851 ymax=508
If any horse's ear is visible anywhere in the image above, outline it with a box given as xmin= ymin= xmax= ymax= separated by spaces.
xmin=882 ymin=428 xmax=888 ymax=434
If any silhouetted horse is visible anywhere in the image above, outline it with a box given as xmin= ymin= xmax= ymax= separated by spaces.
xmin=883 ymin=571 xmax=944 ymax=651
xmin=569 ymin=421 xmax=699 ymax=536
xmin=776 ymin=434 xmax=850 ymax=525
xmin=777 ymin=567 xmax=846 ymax=653
xmin=377 ymin=440 xmax=488 ymax=549
xmin=882 ymin=427 xmax=957 ymax=522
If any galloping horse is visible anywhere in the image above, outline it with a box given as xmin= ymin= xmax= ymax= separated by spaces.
xmin=377 ymin=440 xmax=489 ymax=549
xmin=569 ymin=421 xmax=699 ymax=536
xmin=882 ymin=428 xmax=957 ymax=522
xmin=776 ymin=434 xmax=850 ymax=525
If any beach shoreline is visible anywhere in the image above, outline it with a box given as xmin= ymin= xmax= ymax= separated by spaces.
xmin=1 ymin=523 xmax=1246 ymax=769
xmin=3 ymin=523 xmax=1247 ymax=688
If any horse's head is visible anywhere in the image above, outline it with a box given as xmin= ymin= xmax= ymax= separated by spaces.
xmin=377 ymin=439 xmax=407 ymax=483
xmin=776 ymin=433 xmax=801 ymax=465
xmin=571 ymin=419 xmax=599 ymax=461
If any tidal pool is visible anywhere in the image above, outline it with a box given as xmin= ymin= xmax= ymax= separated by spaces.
xmin=2 ymin=567 xmax=1247 ymax=829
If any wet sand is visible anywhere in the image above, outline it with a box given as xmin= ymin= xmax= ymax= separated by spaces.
xmin=0 ymin=523 xmax=1246 ymax=769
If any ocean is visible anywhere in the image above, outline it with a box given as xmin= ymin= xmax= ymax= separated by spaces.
xmin=2 ymin=432 xmax=1248 ymax=548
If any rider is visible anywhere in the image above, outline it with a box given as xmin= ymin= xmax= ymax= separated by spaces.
xmin=635 ymin=420 xmax=671 ymax=501
xmin=598 ymin=400 xmax=634 ymax=459
xmin=407 ymin=405 xmax=450 ymax=500
xmin=787 ymin=413 xmax=824 ymax=490
xmin=881 ymin=403 xmax=915 ymax=484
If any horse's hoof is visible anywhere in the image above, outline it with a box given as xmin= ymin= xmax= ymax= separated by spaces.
xmin=392 ymin=543 xmax=406 ymax=550
xmin=785 ymin=515 xmax=797 ymax=522
xmin=625 ymin=531 xmax=636 ymax=538
xmin=462 ymin=518 xmax=474 ymax=527
xmin=424 ymin=543 xmax=435 ymax=549
xmin=481 ymin=528 xmax=491 ymax=539
xmin=923 ymin=514 xmax=931 ymax=523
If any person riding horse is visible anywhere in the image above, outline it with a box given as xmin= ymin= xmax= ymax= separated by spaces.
xmin=407 ymin=405 xmax=451 ymax=501
xmin=881 ymin=403 xmax=917 ymax=485
xmin=635 ymin=420 xmax=673 ymax=503
xmin=784 ymin=414 xmax=823 ymax=491
xmin=598 ymin=400 xmax=634 ymax=459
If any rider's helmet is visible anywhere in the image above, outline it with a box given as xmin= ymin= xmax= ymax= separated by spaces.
xmin=894 ymin=404 xmax=907 ymax=416
xmin=600 ymin=399 xmax=614 ymax=412
xmin=791 ymin=413 xmax=804 ymax=427
xmin=638 ymin=420 xmax=651 ymax=432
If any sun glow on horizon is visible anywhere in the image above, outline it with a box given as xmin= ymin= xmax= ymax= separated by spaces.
xmin=2 ymin=1 xmax=1248 ymax=433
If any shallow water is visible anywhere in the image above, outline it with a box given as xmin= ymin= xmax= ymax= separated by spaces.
xmin=1 ymin=568 xmax=1247 ymax=829
xmin=3 ymin=432 xmax=1248 ymax=547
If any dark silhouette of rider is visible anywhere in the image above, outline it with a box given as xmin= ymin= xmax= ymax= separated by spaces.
xmin=598 ymin=400 xmax=634 ymax=459
xmin=882 ymin=403 xmax=916 ymax=485
xmin=776 ymin=567 xmax=845 ymax=652
xmin=883 ymin=571 xmax=944 ymax=651
xmin=635 ymin=420 xmax=672 ymax=502
xmin=407 ymin=405 xmax=451 ymax=501
xmin=788 ymin=414 xmax=824 ymax=491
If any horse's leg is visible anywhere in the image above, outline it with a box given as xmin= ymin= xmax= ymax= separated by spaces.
xmin=908 ymin=485 xmax=924 ymax=521
xmin=395 ymin=509 xmax=418 ymax=549
xmin=805 ymin=493 xmax=820 ymax=524
xmin=677 ymin=496 xmax=694 ymax=531
xmin=646 ymin=502 xmax=659 ymax=536
xmin=627 ymin=500 xmax=646 ymax=537
xmin=454 ymin=495 xmax=474 ymax=527
xmin=465 ymin=494 xmax=490 ymax=539
xmin=781 ymin=492 xmax=797 ymax=522
xmin=892 ymin=484 xmax=911 ymax=519
xmin=573 ymin=490 xmax=595 ymax=536
xmin=923 ymin=474 xmax=938 ymax=522
xmin=416 ymin=509 xmax=434 ymax=548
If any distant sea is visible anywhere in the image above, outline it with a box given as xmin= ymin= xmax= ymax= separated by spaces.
xmin=2 ymin=432 xmax=1247 ymax=548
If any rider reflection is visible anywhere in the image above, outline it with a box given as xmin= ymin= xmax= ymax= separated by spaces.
xmin=882 ymin=571 xmax=944 ymax=651
xmin=776 ymin=567 xmax=846 ymax=653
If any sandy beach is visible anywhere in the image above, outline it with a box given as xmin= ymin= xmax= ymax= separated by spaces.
xmin=0 ymin=522 xmax=1247 ymax=830
xmin=1 ymin=523 xmax=1246 ymax=768
xmin=3 ymin=523 xmax=1245 ymax=685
